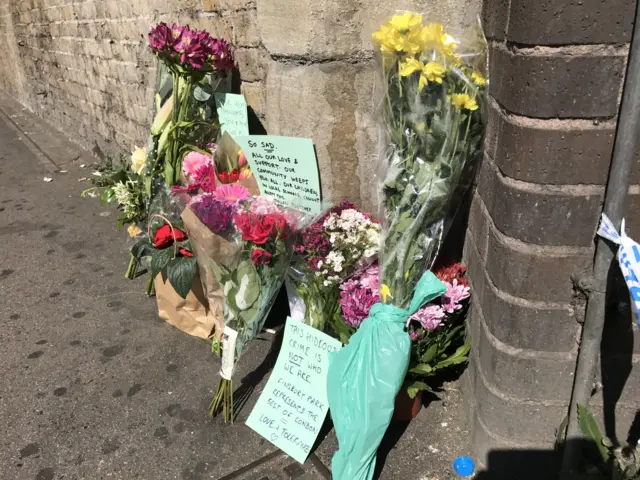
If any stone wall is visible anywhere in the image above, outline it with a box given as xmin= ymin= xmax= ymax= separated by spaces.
xmin=463 ymin=0 xmax=640 ymax=469
xmin=0 ymin=0 xmax=480 ymax=211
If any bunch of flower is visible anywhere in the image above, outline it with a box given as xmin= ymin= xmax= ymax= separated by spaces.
xmin=371 ymin=13 xmax=486 ymax=308
xmin=287 ymin=202 xmax=380 ymax=335
xmin=146 ymin=23 xmax=235 ymax=188
xmin=130 ymin=216 xmax=197 ymax=297
xmin=149 ymin=23 xmax=234 ymax=72
xmin=188 ymin=194 xmax=304 ymax=422
xmin=83 ymin=150 xmax=148 ymax=236
xmin=338 ymin=260 xmax=471 ymax=397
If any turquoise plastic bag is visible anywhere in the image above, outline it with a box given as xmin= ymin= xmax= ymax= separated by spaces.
xmin=326 ymin=271 xmax=446 ymax=480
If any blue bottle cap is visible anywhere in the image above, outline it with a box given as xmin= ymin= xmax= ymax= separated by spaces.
xmin=453 ymin=456 xmax=475 ymax=477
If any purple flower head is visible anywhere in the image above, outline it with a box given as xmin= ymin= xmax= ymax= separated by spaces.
xmin=149 ymin=22 xmax=172 ymax=52
xmin=175 ymin=29 xmax=210 ymax=69
xmin=210 ymin=39 xmax=234 ymax=72
xmin=171 ymin=23 xmax=188 ymax=44
xmin=409 ymin=304 xmax=446 ymax=331
xmin=441 ymin=279 xmax=470 ymax=314
xmin=409 ymin=330 xmax=421 ymax=341
xmin=190 ymin=193 xmax=235 ymax=233
xmin=339 ymin=263 xmax=381 ymax=327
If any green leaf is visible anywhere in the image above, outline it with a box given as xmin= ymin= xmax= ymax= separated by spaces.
xmin=167 ymin=256 xmax=197 ymax=299
xmin=193 ymin=84 xmax=212 ymax=102
xmin=577 ymin=404 xmax=610 ymax=463
xmin=233 ymin=260 xmax=260 ymax=310
xmin=151 ymin=247 xmax=174 ymax=277
xmin=420 ymin=343 xmax=439 ymax=364
xmin=131 ymin=239 xmax=153 ymax=260
xmin=409 ymin=364 xmax=434 ymax=375
xmin=405 ymin=381 xmax=433 ymax=398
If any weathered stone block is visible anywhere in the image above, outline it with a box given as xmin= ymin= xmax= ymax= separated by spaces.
xmin=265 ymin=60 xmax=377 ymax=205
xmin=488 ymin=101 xmax=640 ymax=185
xmin=477 ymin=156 xmax=603 ymax=247
xmin=489 ymin=46 xmax=625 ymax=119
xmin=469 ymin=302 xmax=576 ymax=401
xmin=257 ymin=0 xmax=481 ymax=58
xmin=235 ymin=47 xmax=267 ymax=83
xmin=464 ymin=234 xmax=580 ymax=353
xmin=507 ymin=0 xmax=635 ymax=45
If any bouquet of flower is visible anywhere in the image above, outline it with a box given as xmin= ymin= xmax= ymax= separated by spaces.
xmin=339 ymin=261 xmax=470 ymax=397
xmin=373 ymin=13 xmax=486 ymax=306
xmin=82 ymin=150 xmax=148 ymax=237
xmin=146 ymin=22 xmax=234 ymax=188
xmin=130 ymin=215 xmax=197 ymax=298
xmin=179 ymin=186 xmax=304 ymax=422
xmin=325 ymin=14 xmax=485 ymax=479
xmin=286 ymin=202 xmax=380 ymax=339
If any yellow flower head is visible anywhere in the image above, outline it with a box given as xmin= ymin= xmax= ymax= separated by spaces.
xmin=388 ymin=12 xmax=422 ymax=32
xmin=373 ymin=12 xmax=425 ymax=56
xmin=420 ymin=23 xmax=457 ymax=59
xmin=400 ymin=59 xmax=445 ymax=91
xmin=471 ymin=71 xmax=486 ymax=86
xmin=450 ymin=93 xmax=479 ymax=111
xmin=399 ymin=57 xmax=424 ymax=77
xmin=127 ymin=223 xmax=142 ymax=238
xmin=130 ymin=146 xmax=146 ymax=175
xmin=372 ymin=24 xmax=403 ymax=56
xmin=380 ymin=284 xmax=393 ymax=304
xmin=423 ymin=61 xmax=445 ymax=84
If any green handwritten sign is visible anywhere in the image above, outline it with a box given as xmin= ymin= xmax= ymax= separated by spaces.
xmin=246 ymin=317 xmax=342 ymax=464
xmin=214 ymin=93 xmax=249 ymax=139
xmin=234 ymin=136 xmax=322 ymax=214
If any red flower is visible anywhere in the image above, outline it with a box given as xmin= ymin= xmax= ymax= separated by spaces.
xmin=179 ymin=248 xmax=193 ymax=257
xmin=153 ymin=224 xmax=188 ymax=249
xmin=434 ymin=261 xmax=468 ymax=286
xmin=251 ymin=248 xmax=272 ymax=267
xmin=217 ymin=169 xmax=240 ymax=184
xmin=234 ymin=212 xmax=290 ymax=245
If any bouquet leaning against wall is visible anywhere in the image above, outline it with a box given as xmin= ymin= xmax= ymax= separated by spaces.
xmin=285 ymin=201 xmax=380 ymax=341
xmin=326 ymin=13 xmax=487 ymax=480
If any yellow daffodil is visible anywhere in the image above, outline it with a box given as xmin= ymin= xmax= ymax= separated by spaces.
xmin=450 ymin=93 xmax=479 ymax=111
xmin=380 ymin=284 xmax=393 ymax=303
xmin=471 ymin=71 xmax=486 ymax=86
xmin=127 ymin=223 xmax=142 ymax=238
xmin=400 ymin=59 xmax=445 ymax=91
xmin=388 ymin=12 xmax=422 ymax=32
xmin=420 ymin=23 xmax=458 ymax=59
xmin=130 ymin=146 xmax=146 ymax=175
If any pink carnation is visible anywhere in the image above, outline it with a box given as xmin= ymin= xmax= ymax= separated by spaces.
xmin=409 ymin=304 xmax=446 ymax=331
xmin=441 ymin=279 xmax=471 ymax=314
xmin=183 ymin=151 xmax=213 ymax=179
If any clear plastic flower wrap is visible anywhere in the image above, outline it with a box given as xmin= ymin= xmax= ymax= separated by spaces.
xmin=175 ymin=184 xmax=311 ymax=422
xmin=374 ymin=15 xmax=486 ymax=308
xmin=285 ymin=201 xmax=380 ymax=342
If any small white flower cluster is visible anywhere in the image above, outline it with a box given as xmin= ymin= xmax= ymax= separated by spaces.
xmin=113 ymin=181 xmax=138 ymax=217
xmin=316 ymin=208 xmax=381 ymax=286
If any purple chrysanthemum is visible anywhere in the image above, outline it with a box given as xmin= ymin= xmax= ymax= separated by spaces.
xmin=190 ymin=193 xmax=235 ymax=233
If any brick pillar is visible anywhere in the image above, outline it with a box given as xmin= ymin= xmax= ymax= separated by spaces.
xmin=463 ymin=0 xmax=640 ymax=467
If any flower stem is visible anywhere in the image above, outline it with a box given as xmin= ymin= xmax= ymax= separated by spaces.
xmin=125 ymin=252 xmax=138 ymax=279
xmin=146 ymin=275 xmax=156 ymax=296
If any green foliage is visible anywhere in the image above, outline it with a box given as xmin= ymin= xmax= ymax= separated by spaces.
xmin=571 ymin=403 xmax=640 ymax=479
xmin=404 ymin=317 xmax=469 ymax=397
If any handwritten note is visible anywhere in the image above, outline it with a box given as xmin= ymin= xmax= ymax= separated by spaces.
xmin=214 ymin=93 xmax=249 ymax=139
xmin=246 ymin=317 xmax=342 ymax=464
xmin=234 ymin=136 xmax=322 ymax=214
